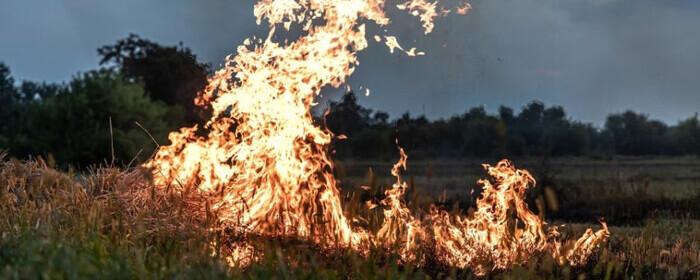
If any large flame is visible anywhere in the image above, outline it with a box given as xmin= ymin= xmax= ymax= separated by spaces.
xmin=144 ymin=0 xmax=608 ymax=275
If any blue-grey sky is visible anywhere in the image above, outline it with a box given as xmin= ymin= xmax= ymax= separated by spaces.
xmin=1 ymin=0 xmax=700 ymax=125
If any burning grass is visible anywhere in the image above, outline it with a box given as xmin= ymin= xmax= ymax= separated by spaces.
xmin=1 ymin=155 xmax=698 ymax=278
xmin=135 ymin=0 xmax=609 ymax=274
xmin=1 ymin=0 xmax=697 ymax=278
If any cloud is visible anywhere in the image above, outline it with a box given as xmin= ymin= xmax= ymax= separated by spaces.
xmin=1 ymin=0 xmax=699 ymax=124
xmin=335 ymin=0 xmax=700 ymax=124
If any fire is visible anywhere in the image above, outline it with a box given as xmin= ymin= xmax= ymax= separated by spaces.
xmin=376 ymin=147 xmax=426 ymax=264
xmin=373 ymin=149 xmax=608 ymax=275
xmin=379 ymin=156 xmax=609 ymax=275
xmin=143 ymin=0 xmax=608 ymax=275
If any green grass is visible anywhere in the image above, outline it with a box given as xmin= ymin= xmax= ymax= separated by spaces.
xmin=1 ymin=156 xmax=699 ymax=279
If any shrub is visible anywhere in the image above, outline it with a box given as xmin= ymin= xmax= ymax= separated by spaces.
xmin=0 ymin=69 xmax=177 ymax=168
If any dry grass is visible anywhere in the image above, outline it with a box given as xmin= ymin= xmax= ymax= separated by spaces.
xmin=0 ymin=154 xmax=699 ymax=279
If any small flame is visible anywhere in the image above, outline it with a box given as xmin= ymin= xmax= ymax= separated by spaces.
xmin=396 ymin=0 xmax=439 ymax=34
xmin=377 ymin=156 xmax=609 ymax=275
xmin=376 ymin=148 xmax=426 ymax=263
xmin=456 ymin=1 xmax=472 ymax=15
xmin=384 ymin=36 xmax=425 ymax=56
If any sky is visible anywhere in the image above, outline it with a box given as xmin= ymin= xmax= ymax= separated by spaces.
xmin=1 ymin=0 xmax=700 ymax=125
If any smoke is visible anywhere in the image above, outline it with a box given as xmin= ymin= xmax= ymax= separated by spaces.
xmin=1 ymin=0 xmax=699 ymax=124
xmin=346 ymin=0 xmax=700 ymax=124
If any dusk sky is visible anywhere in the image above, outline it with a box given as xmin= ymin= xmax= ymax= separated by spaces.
xmin=2 ymin=0 xmax=700 ymax=125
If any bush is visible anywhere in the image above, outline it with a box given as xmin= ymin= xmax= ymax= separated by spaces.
xmin=0 ymin=68 xmax=176 ymax=168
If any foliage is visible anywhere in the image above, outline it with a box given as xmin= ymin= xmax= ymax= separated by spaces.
xmin=98 ymin=34 xmax=210 ymax=126
xmin=605 ymin=111 xmax=671 ymax=155
xmin=671 ymin=114 xmax=700 ymax=155
xmin=0 ymin=64 xmax=17 ymax=149
xmin=325 ymin=92 xmax=700 ymax=159
xmin=3 ymin=53 xmax=700 ymax=167
xmin=0 ymin=66 xmax=173 ymax=168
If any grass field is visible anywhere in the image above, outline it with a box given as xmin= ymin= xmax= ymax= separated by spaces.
xmin=337 ymin=157 xmax=700 ymax=224
xmin=1 ymin=154 xmax=699 ymax=279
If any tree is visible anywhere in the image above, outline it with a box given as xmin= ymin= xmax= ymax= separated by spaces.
xmin=18 ymin=81 xmax=62 ymax=101
xmin=98 ymin=34 xmax=210 ymax=126
xmin=460 ymin=107 xmax=506 ymax=157
xmin=326 ymin=92 xmax=372 ymax=136
xmin=324 ymin=92 xmax=395 ymax=158
xmin=9 ymin=52 xmax=700 ymax=162
xmin=515 ymin=102 xmax=546 ymax=154
xmin=0 ymin=63 xmax=14 ymax=96
xmin=0 ymin=63 xmax=18 ymax=148
xmin=2 ymin=81 xmax=64 ymax=157
xmin=672 ymin=115 xmax=700 ymax=155
xmin=22 ymin=70 xmax=172 ymax=168
xmin=604 ymin=111 xmax=669 ymax=155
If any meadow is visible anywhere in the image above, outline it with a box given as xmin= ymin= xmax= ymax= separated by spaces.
xmin=1 ymin=153 xmax=699 ymax=279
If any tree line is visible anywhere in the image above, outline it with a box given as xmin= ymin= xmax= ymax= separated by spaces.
xmin=326 ymin=92 xmax=700 ymax=159
xmin=1 ymin=35 xmax=699 ymax=168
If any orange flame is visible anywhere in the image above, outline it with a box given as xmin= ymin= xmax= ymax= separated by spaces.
xmin=376 ymin=148 xmax=427 ymax=264
xmin=378 ymin=156 xmax=609 ymax=275
xmin=144 ymin=0 xmax=608 ymax=274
